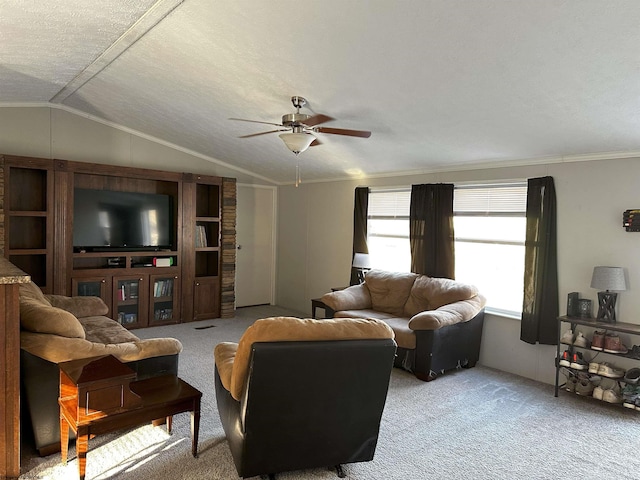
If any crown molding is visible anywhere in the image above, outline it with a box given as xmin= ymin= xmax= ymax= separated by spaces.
xmin=4 ymin=103 xmax=639 ymax=188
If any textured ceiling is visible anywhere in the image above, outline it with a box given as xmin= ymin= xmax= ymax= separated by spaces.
xmin=3 ymin=1 xmax=640 ymax=184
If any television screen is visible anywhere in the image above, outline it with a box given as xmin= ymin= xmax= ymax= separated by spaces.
xmin=73 ymin=189 xmax=173 ymax=251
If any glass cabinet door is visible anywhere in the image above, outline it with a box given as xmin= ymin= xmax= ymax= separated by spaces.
xmin=150 ymin=274 xmax=180 ymax=325
xmin=71 ymin=276 xmax=110 ymax=316
xmin=113 ymin=276 xmax=148 ymax=328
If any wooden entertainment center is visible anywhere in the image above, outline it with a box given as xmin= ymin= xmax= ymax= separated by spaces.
xmin=0 ymin=154 xmax=236 ymax=326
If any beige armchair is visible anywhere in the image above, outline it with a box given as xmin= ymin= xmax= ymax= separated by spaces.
xmin=321 ymin=269 xmax=486 ymax=381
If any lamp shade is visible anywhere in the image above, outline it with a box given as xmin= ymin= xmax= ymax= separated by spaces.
xmin=279 ymin=132 xmax=316 ymax=155
xmin=590 ymin=266 xmax=627 ymax=291
xmin=352 ymin=253 xmax=371 ymax=269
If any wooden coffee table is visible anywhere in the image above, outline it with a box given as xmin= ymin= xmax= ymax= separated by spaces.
xmin=58 ymin=355 xmax=202 ymax=480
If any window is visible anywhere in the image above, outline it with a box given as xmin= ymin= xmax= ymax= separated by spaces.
xmin=453 ymin=183 xmax=527 ymax=316
xmin=366 ymin=182 xmax=528 ymax=316
xmin=367 ymin=189 xmax=411 ymax=272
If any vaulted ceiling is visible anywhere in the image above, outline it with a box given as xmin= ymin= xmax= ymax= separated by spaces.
xmin=3 ymin=1 xmax=640 ymax=184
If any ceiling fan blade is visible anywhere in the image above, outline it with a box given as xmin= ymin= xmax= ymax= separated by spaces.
xmin=303 ymin=114 xmax=334 ymax=127
xmin=315 ymin=127 xmax=371 ymax=138
xmin=239 ymin=129 xmax=287 ymax=138
xmin=310 ymin=138 xmax=322 ymax=147
xmin=229 ymin=117 xmax=283 ymax=127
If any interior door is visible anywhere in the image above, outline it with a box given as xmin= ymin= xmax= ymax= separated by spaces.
xmin=235 ymin=185 xmax=276 ymax=307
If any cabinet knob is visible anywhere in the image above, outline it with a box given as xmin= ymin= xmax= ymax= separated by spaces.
xmin=196 ymin=282 xmax=200 ymax=286
xmin=101 ymin=279 xmax=105 ymax=283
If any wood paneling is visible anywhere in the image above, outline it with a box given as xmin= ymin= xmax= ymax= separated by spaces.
xmin=0 ymin=259 xmax=30 ymax=479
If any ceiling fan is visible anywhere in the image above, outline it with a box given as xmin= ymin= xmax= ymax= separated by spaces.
xmin=230 ymin=96 xmax=371 ymax=155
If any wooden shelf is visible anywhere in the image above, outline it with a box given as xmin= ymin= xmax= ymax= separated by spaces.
xmin=7 ymin=249 xmax=48 ymax=255
xmin=558 ymin=315 xmax=640 ymax=336
xmin=3 ymin=155 xmax=230 ymax=325
xmin=8 ymin=211 xmax=47 ymax=217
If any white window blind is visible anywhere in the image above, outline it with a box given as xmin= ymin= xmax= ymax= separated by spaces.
xmin=368 ymin=190 xmax=410 ymax=218
xmin=454 ymin=183 xmax=527 ymax=215
xmin=454 ymin=182 xmax=527 ymax=316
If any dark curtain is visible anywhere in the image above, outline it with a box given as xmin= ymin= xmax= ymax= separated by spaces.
xmin=520 ymin=176 xmax=559 ymax=345
xmin=351 ymin=187 xmax=369 ymax=285
xmin=409 ymin=184 xmax=455 ymax=278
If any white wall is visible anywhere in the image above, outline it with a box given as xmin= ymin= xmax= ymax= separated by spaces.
xmin=276 ymin=158 xmax=640 ymax=385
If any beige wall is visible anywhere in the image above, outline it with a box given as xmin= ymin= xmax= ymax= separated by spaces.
xmin=0 ymin=106 xmax=273 ymax=185
xmin=276 ymin=157 xmax=640 ymax=384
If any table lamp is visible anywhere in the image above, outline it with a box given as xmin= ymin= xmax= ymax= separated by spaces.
xmin=590 ymin=266 xmax=627 ymax=323
xmin=352 ymin=253 xmax=371 ymax=284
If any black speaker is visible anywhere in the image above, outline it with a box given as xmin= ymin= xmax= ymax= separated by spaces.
xmin=566 ymin=292 xmax=579 ymax=317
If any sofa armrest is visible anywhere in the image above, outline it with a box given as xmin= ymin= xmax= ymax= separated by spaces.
xmin=214 ymin=342 xmax=238 ymax=394
xmin=45 ymin=294 xmax=109 ymax=318
xmin=408 ymin=294 xmax=486 ymax=331
xmin=321 ymin=284 xmax=372 ymax=311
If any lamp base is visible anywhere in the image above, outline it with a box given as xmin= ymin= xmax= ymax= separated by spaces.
xmin=596 ymin=291 xmax=617 ymax=323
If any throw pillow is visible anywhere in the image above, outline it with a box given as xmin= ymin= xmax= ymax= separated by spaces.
xmin=20 ymin=297 xmax=86 ymax=339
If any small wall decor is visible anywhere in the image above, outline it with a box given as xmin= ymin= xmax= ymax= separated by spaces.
xmin=623 ymin=209 xmax=640 ymax=232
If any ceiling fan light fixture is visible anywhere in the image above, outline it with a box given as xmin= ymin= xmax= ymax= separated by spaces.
xmin=279 ymin=132 xmax=316 ymax=155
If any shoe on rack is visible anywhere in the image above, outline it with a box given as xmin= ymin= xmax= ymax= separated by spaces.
xmin=593 ymin=385 xmax=604 ymax=401
xmin=623 ymin=368 xmax=640 ymax=385
xmin=629 ymin=345 xmax=640 ymax=360
xmin=573 ymin=331 xmax=590 ymax=348
xmin=558 ymin=350 xmax=571 ymax=367
xmin=576 ymin=377 xmax=595 ymax=396
xmin=560 ymin=329 xmax=574 ymax=345
xmin=603 ymin=333 xmax=629 ymax=354
xmin=622 ymin=385 xmax=640 ymax=409
xmin=591 ymin=330 xmax=606 ymax=351
xmin=563 ymin=371 xmax=577 ymax=393
xmin=597 ymin=363 xmax=625 ymax=379
xmin=602 ymin=388 xmax=624 ymax=404
xmin=570 ymin=351 xmax=589 ymax=370
xmin=588 ymin=362 xmax=601 ymax=374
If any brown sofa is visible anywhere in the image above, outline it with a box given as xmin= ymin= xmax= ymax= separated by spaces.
xmin=19 ymin=281 xmax=183 ymax=455
xmin=321 ymin=269 xmax=486 ymax=381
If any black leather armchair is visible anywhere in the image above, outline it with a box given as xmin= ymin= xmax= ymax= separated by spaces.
xmin=214 ymin=316 xmax=396 ymax=479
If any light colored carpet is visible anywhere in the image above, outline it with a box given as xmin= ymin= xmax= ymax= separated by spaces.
xmin=20 ymin=305 xmax=640 ymax=480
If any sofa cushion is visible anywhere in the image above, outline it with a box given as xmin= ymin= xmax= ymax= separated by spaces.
xmin=365 ymin=270 xmax=418 ymax=316
xmin=46 ymin=294 xmax=109 ymax=318
xmin=20 ymin=331 xmax=183 ymax=364
xmin=335 ymin=310 xmax=415 ymax=349
xmin=20 ymin=297 xmax=86 ymax=339
xmin=404 ymin=275 xmax=478 ymax=318
xmin=221 ymin=316 xmax=395 ymax=401
xmin=19 ymin=281 xmax=51 ymax=306
xmin=321 ymin=284 xmax=371 ymax=311
xmin=78 ymin=316 xmax=141 ymax=344
xmin=214 ymin=342 xmax=238 ymax=395
xmin=409 ymin=294 xmax=486 ymax=330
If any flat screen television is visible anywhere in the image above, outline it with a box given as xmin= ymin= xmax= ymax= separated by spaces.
xmin=73 ymin=189 xmax=174 ymax=251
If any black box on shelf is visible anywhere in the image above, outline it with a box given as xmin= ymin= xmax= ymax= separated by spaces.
xmin=566 ymin=292 xmax=579 ymax=317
